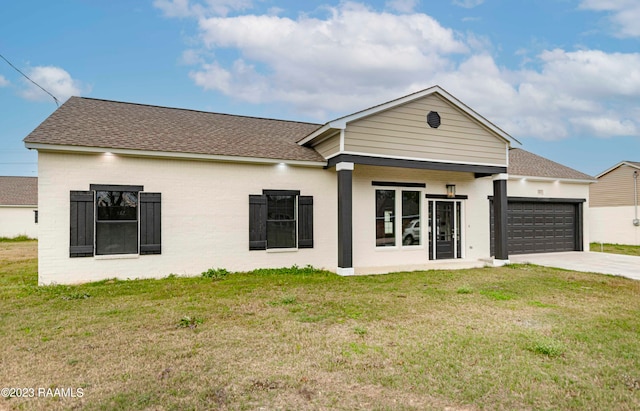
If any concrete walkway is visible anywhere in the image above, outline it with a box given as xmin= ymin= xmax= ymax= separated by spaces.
xmin=510 ymin=252 xmax=640 ymax=281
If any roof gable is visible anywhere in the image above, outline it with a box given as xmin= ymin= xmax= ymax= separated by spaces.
xmin=595 ymin=161 xmax=640 ymax=179
xmin=342 ymin=93 xmax=510 ymax=166
xmin=298 ymin=85 xmax=519 ymax=146
xmin=0 ymin=177 xmax=38 ymax=206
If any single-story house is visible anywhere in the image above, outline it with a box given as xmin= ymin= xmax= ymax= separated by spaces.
xmin=23 ymin=86 xmax=594 ymax=285
xmin=590 ymin=161 xmax=640 ymax=245
xmin=0 ymin=176 xmax=38 ymax=239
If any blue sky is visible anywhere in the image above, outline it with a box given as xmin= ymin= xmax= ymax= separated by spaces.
xmin=1 ymin=0 xmax=639 ymax=177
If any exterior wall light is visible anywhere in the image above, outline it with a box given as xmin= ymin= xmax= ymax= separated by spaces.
xmin=446 ymin=184 xmax=456 ymax=198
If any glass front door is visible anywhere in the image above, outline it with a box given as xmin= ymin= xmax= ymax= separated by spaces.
xmin=428 ymin=200 xmax=463 ymax=260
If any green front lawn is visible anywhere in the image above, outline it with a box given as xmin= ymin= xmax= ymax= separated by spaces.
xmin=1 ymin=241 xmax=639 ymax=410
xmin=590 ymin=242 xmax=640 ymax=256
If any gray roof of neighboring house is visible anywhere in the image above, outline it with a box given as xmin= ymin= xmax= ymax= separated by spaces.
xmin=24 ymin=97 xmax=325 ymax=162
xmin=0 ymin=176 xmax=38 ymax=206
xmin=508 ymin=148 xmax=595 ymax=181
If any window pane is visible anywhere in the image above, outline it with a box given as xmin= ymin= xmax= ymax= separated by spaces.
xmin=402 ymin=191 xmax=420 ymax=246
xmin=267 ymin=195 xmax=295 ymax=220
xmin=96 ymin=222 xmax=138 ymax=255
xmin=97 ymin=191 xmax=138 ymax=221
xmin=267 ymin=221 xmax=296 ymax=248
xmin=96 ymin=190 xmax=139 ymax=255
xmin=266 ymin=194 xmax=296 ymax=248
xmin=376 ymin=190 xmax=395 ymax=247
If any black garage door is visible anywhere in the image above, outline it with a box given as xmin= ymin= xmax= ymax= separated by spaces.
xmin=491 ymin=198 xmax=584 ymax=255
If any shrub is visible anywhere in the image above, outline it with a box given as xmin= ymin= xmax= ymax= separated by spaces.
xmin=201 ymin=268 xmax=229 ymax=280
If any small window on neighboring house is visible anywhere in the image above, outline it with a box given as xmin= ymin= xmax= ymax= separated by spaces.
xmin=34 ymin=210 xmax=38 ymax=224
xmin=69 ymin=185 xmax=161 ymax=258
xmin=249 ymin=190 xmax=313 ymax=250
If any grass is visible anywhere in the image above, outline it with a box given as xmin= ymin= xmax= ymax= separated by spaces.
xmin=1 ymin=241 xmax=640 ymax=410
xmin=590 ymin=242 xmax=640 ymax=256
xmin=0 ymin=235 xmax=35 ymax=242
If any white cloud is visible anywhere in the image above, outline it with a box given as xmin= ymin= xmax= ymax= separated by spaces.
xmin=154 ymin=0 xmax=194 ymax=17
xmin=154 ymin=0 xmax=252 ymax=18
xmin=189 ymin=2 xmax=468 ymax=116
xmin=452 ymin=0 xmax=484 ymax=8
xmin=180 ymin=49 xmax=206 ymax=65
xmin=0 ymin=74 xmax=9 ymax=87
xmin=159 ymin=1 xmax=640 ymax=140
xmin=386 ymin=0 xmax=419 ymax=13
xmin=19 ymin=66 xmax=83 ymax=103
xmin=580 ymin=0 xmax=640 ymax=37
xmin=433 ymin=49 xmax=640 ymax=140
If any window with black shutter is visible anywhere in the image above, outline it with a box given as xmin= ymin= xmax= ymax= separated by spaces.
xmin=70 ymin=191 xmax=95 ymax=258
xmin=95 ymin=190 xmax=139 ymax=255
xmin=248 ymin=190 xmax=313 ymax=250
xmin=298 ymin=196 xmax=313 ymax=248
xmin=140 ymin=192 xmax=161 ymax=255
xmin=69 ymin=185 xmax=161 ymax=257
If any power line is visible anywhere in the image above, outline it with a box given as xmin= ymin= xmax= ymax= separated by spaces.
xmin=0 ymin=52 xmax=60 ymax=107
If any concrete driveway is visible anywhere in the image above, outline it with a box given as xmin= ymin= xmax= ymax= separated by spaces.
xmin=510 ymin=252 xmax=640 ymax=281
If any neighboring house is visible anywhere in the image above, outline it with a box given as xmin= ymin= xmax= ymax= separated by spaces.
xmin=0 ymin=176 xmax=38 ymax=239
xmin=590 ymin=161 xmax=640 ymax=245
xmin=23 ymin=86 xmax=593 ymax=285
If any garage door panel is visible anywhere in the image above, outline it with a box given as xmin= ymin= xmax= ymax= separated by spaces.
xmin=491 ymin=199 xmax=580 ymax=255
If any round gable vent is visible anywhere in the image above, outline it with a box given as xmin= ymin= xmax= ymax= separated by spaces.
xmin=427 ymin=111 xmax=441 ymax=128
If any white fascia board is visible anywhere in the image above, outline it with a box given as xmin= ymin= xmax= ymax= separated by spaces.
xmin=509 ymin=174 xmax=596 ymax=184
xmin=595 ymin=161 xmax=640 ymax=179
xmin=25 ymin=143 xmax=328 ymax=168
xmin=0 ymin=204 xmax=37 ymax=208
xmin=297 ymin=121 xmax=346 ymax=146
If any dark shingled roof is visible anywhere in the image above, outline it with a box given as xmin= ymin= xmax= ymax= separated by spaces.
xmin=509 ymin=148 xmax=595 ymax=181
xmin=24 ymin=97 xmax=325 ymax=162
xmin=0 ymin=177 xmax=38 ymax=206
xmin=23 ymin=97 xmax=592 ymax=182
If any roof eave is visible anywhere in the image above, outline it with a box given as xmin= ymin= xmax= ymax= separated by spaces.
xmin=509 ymin=174 xmax=596 ymax=184
xmin=297 ymin=121 xmax=346 ymax=146
xmin=25 ymin=143 xmax=328 ymax=168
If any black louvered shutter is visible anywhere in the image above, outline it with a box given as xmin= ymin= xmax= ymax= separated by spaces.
xmin=298 ymin=196 xmax=314 ymax=248
xmin=140 ymin=192 xmax=161 ymax=255
xmin=249 ymin=195 xmax=267 ymax=250
xmin=70 ymin=191 xmax=94 ymax=257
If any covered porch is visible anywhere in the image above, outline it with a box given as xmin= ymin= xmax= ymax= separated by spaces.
xmin=329 ymin=154 xmax=510 ymax=275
